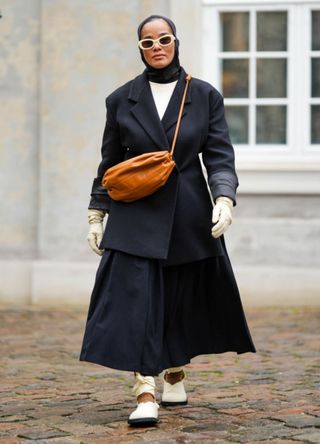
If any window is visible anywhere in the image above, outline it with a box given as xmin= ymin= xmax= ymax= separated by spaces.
xmin=221 ymin=10 xmax=287 ymax=146
xmin=202 ymin=1 xmax=320 ymax=169
xmin=311 ymin=10 xmax=320 ymax=144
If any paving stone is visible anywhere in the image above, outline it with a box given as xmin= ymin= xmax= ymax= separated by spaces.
xmin=249 ymin=441 xmax=304 ymax=444
xmin=178 ymin=406 xmax=217 ymax=420
xmin=52 ymin=419 xmax=112 ymax=436
xmin=229 ymin=418 xmax=308 ymax=442
xmin=218 ymin=407 xmax=256 ymax=416
xmin=292 ymin=430 xmax=320 ymax=443
xmin=208 ymin=400 xmax=244 ymax=410
xmin=22 ymin=407 xmax=76 ymax=419
xmin=0 ymin=415 xmax=30 ymax=423
xmin=272 ymin=414 xmax=320 ymax=428
xmin=17 ymin=429 xmax=71 ymax=439
xmin=78 ymin=437 xmax=140 ymax=444
xmin=71 ymin=409 xmax=128 ymax=425
xmin=0 ymin=422 xmax=26 ymax=433
xmin=276 ymin=407 xmax=308 ymax=415
xmin=181 ymin=421 xmax=235 ymax=433
xmin=0 ymin=438 xmax=25 ymax=444
xmin=26 ymin=439 xmax=80 ymax=444
xmin=37 ymin=373 xmax=57 ymax=381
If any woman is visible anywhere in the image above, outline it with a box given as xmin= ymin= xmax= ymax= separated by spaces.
xmin=79 ymin=14 xmax=256 ymax=426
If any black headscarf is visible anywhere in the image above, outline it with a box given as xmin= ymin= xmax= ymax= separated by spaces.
xmin=137 ymin=15 xmax=181 ymax=84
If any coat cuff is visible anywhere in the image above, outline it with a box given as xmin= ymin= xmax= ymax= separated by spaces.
xmin=88 ymin=177 xmax=111 ymax=212
xmin=208 ymin=171 xmax=238 ymax=206
xmin=88 ymin=195 xmax=110 ymax=212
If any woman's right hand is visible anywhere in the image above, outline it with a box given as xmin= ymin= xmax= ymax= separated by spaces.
xmin=87 ymin=209 xmax=107 ymax=256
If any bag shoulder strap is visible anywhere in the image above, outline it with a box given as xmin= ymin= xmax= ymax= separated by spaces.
xmin=170 ymin=74 xmax=192 ymax=156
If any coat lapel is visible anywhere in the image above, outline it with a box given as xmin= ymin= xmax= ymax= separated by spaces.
xmin=129 ymin=72 xmax=170 ymax=150
xmin=128 ymin=68 xmax=192 ymax=150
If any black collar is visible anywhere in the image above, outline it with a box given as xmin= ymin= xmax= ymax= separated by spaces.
xmin=129 ymin=67 xmax=191 ymax=103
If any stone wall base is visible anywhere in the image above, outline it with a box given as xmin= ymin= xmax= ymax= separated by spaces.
xmin=1 ymin=260 xmax=319 ymax=307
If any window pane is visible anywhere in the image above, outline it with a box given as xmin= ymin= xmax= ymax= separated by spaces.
xmin=311 ymin=105 xmax=320 ymax=144
xmin=225 ymin=106 xmax=249 ymax=144
xmin=257 ymin=11 xmax=287 ymax=51
xmin=257 ymin=58 xmax=287 ymax=98
xmin=220 ymin=12 xmax=249 ymax=52
xmin=222 ymin=59 xmax=249 ymax=98
xmin=312 ymin=11 xmax=320 ymax=50
xmin=311 ymin=58 xmax=320 ymax=97
xmin=256 ymin=106 xmax=286 ymax=144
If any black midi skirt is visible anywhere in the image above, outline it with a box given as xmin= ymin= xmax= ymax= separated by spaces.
xmin=79 ymin=249 xmax=256 ymax=376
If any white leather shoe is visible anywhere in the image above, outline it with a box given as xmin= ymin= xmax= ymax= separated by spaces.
xmin=128 ymin=372 xmax=159 ymax=426
xmin=128 ymin=401 xmax=159 ymax=426
xmin=161 ymin=371 xmax=188 ymax=406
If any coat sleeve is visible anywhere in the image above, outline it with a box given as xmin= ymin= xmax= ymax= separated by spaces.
xmin=88 ymin=98 xmax=125 ymax=212
xmin=202 ymin=89 xmax=239 ymax=206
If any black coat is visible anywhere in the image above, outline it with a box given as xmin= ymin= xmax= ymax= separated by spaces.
xmin=89 ymin=67 xmax=238 ymax=265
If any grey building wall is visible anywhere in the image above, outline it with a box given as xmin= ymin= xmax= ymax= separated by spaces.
xmin=0 ymin=0 xmax=319 ymax=306
xmin=0 ymin=0 xmax=40 ymax=259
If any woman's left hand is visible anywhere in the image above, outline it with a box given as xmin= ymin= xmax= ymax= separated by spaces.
xmin=211 ymin=196 xmax=233 ymax=238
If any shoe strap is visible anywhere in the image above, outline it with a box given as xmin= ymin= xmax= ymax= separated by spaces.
xmin=132 ymin=372 xmax=156 ymax=397
xmin=164 ymin=369 xmax=185 ymax=383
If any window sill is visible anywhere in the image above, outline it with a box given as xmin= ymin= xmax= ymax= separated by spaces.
xmin=236 ymin=167 xmax=320 ymax=194
xmin=236 ymin=158 xmax=320 ymax=171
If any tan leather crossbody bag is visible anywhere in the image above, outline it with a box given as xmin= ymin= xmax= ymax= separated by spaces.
xmin=102 ymin=74 xmax=192 ymax=203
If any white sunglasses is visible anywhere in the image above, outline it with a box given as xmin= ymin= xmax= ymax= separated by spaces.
xmin=138 ymin=34 xmax=176 ymax=50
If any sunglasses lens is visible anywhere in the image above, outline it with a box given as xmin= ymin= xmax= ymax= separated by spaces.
xmin=140 ymin=40 xmax=153 ymax=49
xmin=159 ymin=36 xmax=173 ymax=46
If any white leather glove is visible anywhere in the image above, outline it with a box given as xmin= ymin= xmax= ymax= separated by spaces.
xmin=87 ymin=209 xmax=107 ymax=256
xmin=211 ymin=196 xmax=233 ymax=239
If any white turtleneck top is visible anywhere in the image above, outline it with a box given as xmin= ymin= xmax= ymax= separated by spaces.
xmin=149 ymin=80 xmax=178 ymax=120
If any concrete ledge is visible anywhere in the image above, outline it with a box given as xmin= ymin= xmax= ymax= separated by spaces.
xmin=234 ymin=265 xmax=320 ymax=306
xmin=0 ymin=260 xmax=319 ymax=306
xmin=0 ymin=260 xmax=32 ymax=305
xmin=31 ymin=260 xmax=98 ymax=307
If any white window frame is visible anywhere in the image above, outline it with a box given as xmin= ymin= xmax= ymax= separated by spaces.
xmin=202 ymin=0 xmax=320 ymax=172
xmin=308 ymin=7 xmax=320 ymax=146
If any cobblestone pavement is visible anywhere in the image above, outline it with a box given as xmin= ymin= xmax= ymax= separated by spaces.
xmin=0 ymin=305 xmax=319 ymax=444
